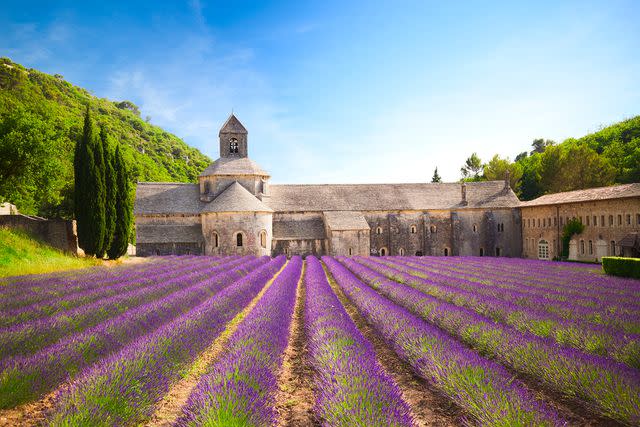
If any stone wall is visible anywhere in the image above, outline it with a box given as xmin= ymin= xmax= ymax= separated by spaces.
xmin=0 ymin=214 xmax=78 ymax=254
xmin=327 ymin=229 xmax=370 ymax=256
xmin=136 ymin=242 xmax=203 ymax=256
xmin=201 ymin=211 xmax=272 ymax=256
xmin=521 ymin=198 xmax=640 ymax=261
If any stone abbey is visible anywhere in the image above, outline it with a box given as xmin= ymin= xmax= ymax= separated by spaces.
xmin=134 ymin=115 xmax=640 ymax=260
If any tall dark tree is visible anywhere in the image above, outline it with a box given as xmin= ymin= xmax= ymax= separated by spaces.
xmin=431 ymin=167 xmax=442 ymax=183
xmin=91 ymin=124 xmax=107 ymax=258
xmin=74 ymin=106 xmax=93 ymax=253
xmin=108 ymin=144 xmax=133 ymax=259
xmin=102 ymin=127 xmax=117 ymax=254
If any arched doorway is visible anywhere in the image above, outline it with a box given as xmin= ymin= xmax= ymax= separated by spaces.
xmin=415 ymin=251 xmax=423 ymax=256
xmin=379 ymin=247 xmax=387 ymax=256
xmin=538 ymin=240 xmax=550 ymax=260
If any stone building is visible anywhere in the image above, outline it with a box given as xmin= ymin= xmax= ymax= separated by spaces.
xmin=521 ymin=184 xmax=640 ymax=261
xmin=135 ymin=114 xmax=523 ymax=257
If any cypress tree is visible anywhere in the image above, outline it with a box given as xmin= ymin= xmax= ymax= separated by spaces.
xmin=90 ymin=124 xmax=107 ymax=258
xmin=108 ymin=144 xmax=132 ymax=259
xmin=101 ymin=127 xmax=117 ymax=254
xmin=431 ymin=167 xmax=442 ymax=183
xmin=74 ymin=106 xmax=93 ymax=254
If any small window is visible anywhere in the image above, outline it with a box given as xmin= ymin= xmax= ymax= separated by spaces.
xmin=586 ymin=216 xmax=590 ymax=226
xmin=601 ymin=215 xmax=605 ymax=226
xmin=410 ymin=225 xmax=417 ymax=234
xmin=444 ymin=248 xmax=449 ymax=256
xmin=538 ymin=240 xmax=549 ymax=260
xmin=548 ymin=217 xmax=551 ymax=227
xmin=580 ymin=240 xmax=585 ymax=254
xmin=617 ymin=214 xmax=622 ymax=226
xmin=593 ymin=216 xmax=597 ymax=226
xmin=398 ymin=248 xmax=405 ymax=256
xmin=473 ymin=224 xmax=478 ymax=233
xmin=430 ymin=225 xmax=437 ymax=233
xmin=611 ymin=240 xmax=616 ymax=255
xmin=229 ymin=138 xmax=239 ymax=154
xmin=543 ymin=218 xmax=546 ymax=228
xmin=259 ymin=230 xmax=267 ymax=249
xmin=626 ymin=214 xmax=631 ymax=225
xmin=637 ymin=213 xmax=640 ymax=225
xmin=348 ymin=247 xmax=353 ymax=256
xmin=609 ymin=215 xmax=614 ymax=226
xmin=495 ymin=247 xmax=501 ymax=257
xmin=213 ymin=232 xmax=219 ymax=248
xmin=553 ymin=217 xmax=557 ymax=226
xmin=236 ymin=233 xmax=243 ymax=247
xmin=579 ymin=216 xmax=583 ymax=224
xmin=479 ymin=248 xmax=484 ymax=257
xmin=528 ymin=218 xmax=531 ymax=227
xmin=376 ymin=226 xmax=383 ymax=235
xmin=204 ymin=181 xmax=210 ymax=194
xmin=537 ymin=218 xmax=540 ymax=227
xmin=588 ymin=240 xmax=593 ymax=255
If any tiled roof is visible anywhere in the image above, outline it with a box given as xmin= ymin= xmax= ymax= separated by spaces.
xmin=136 ymin=224 xmax=204 ymax=243
xmin=266 ymin=181 xmax=520 ymax=212
xmin=323 ymin=211 xmax=370 ymax=230
xmin=219 ymin=114 xmax=247 ymax=134
xmin=199 ymin=157 xmax=269 ymax=177
xmin=201 ymin=181 xmax=273 ymax=213
xmin=134 ymin=183 xmax=204 ymax=215
xmin=273 ymin=217 xmax=325 ymax=239
xmin=521 ymin=183 xmax=640 ymax=207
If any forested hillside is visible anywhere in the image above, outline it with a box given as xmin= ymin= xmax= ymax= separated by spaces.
xmin=458 ymin=115 xmax=640 ymax=200
xmin=0 ymin=57 xmax=211 ymax=218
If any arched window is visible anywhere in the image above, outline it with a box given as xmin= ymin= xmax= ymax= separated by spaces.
xmin=236 ymin=232 xmax=243 ymax=247
xmin=204 ymin=181 xmax=210 ymax=194
xmin=430 ymin=225 xmax=436 ymax=233
xmin=259 ymin=230 xmax=267 ymax=249
xmin=495 ymin=247 xmax=501 ymax=257
xmin=610 ymin=240 xmax=616 ymax=255
xmin=213 ymin=232 xmax=219 ymax=248
xmin=376 ymin=226 xmax=383 ymax=235
xmin=443 ymin=248 xmax=449 ymax=256
xmin=379 ymin=247 xmax=387 ymax=256
xmin=538 ymin=240 xmax=549 ymax=260
xmin=398 ymin=248 xmax=405 ymax=256
xmin=609 ymin=215 xmax=614 ymax=226
xmin=410 ymin=225 xmax=417 ymax=234
xmin=479 ymin=248 xmax=484 ymax=257
xmin=348 ymin=247 xmax=353 ymax=256
xmin=617 ymin=214 xmax=622 ymax=226
xmin=580 ymin=239 xmax=585 ymax=254
xmin=229 ymin=138 xmax=239 ymax=154
xmin=473 ymin=224 xmax=478 ymax=233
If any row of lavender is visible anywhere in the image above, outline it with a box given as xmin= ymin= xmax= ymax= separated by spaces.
xmin=341 ymin=256 xmax=640 ymax=425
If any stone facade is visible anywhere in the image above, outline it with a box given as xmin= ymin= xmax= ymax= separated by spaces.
xmin=521 ymin=188 xmax=640 ymax=261
xmin=134 ymin=114 xmax=638 ymax=260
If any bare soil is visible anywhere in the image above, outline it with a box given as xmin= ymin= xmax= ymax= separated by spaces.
xmin=323 ymin=264 xmax=462 ymax=427
xmin=0 ymin=381 xmax=72 ymax=427
xmin=274 ymin=264 xmax=320 ymax=427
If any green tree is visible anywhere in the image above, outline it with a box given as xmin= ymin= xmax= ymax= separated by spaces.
xmin=460 ymin=153 xmax=483 ymax=181
xmin=517 ymin=154 xmax=543 ymax=200
xmin=431 ymin=167 xmax=442 ymax=183
xmin=91 ymin=124 xmax=107 ymax=258
xmin=530 ymin=138 xmax=555 ymax=155
xmin=561 ymin=218 xmax=584 ymax=258
xmin=102 ymin=127 xmax=117 ymax=254
xmin=108 ymin=144 xmax=133 ymax=260
xmin=74 ymin=106 xmax=93 ymax=253
xmin=483 ymin=155 xmax=523 ymax=190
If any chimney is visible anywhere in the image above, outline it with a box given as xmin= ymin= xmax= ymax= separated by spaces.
xmin=504 ymin=170 xmax=511 ymax=191
xmin=461 ymin=182 xmax=468 ymax=206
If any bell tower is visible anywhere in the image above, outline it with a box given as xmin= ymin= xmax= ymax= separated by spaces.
xmin=219 ymin=114 xmax=248 ymax=158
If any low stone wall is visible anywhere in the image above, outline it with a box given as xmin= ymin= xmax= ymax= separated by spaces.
xmin=0 ymin=214 xmax=79 ymax=254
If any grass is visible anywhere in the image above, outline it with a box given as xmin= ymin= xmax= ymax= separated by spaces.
xmin=0 ymin=227 xmax=101 ymax=278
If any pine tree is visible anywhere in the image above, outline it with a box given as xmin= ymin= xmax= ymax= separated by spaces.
xmin=431 ymin=167 xmax=442 ymax=183
xmin=108 ymin=144 xmax=132 ymax=259
xmin=74 ymin=106 xmax=93 ymax=254
xmin=102 ymin=127 xmax=117 ymax=254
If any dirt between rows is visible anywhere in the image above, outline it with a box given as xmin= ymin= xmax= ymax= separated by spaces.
xmin=322 ymin=265 xmax=462 ymax=427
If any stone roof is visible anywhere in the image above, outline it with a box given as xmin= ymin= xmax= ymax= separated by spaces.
xmin=266 ymin=181 xmax=520 ymax=212
xmin=135 ymin=183 xmax=204 ymax=215
xmin=136 ymin=224 xmax=203 ymax=243
xmin=199 ymin=157 xmax=269 ymax=177
xmin=219 ymin=114 xmax=247 ymax=135
xmin=201 ymin=181 xmax=273 ymax=213
xmin=273 ymin=217 xmax=325 ymax=240
xmin=521 ymin=183 xmax=640 ymax=207
xmin=323 ymin=211 xmax=370 ymax=230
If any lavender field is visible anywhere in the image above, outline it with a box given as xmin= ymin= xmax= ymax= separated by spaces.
xmin=0 ymin=256 xmax=639 ymax=426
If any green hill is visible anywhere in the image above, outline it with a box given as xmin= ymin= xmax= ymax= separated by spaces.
xmin=0 ymin=227 xmax=101 ymax=277
xmin=0 ymin=57 xmax=211 ymax=218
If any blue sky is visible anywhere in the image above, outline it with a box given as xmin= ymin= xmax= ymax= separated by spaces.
xmin=2 ymin=1 xmax=639 ymax=183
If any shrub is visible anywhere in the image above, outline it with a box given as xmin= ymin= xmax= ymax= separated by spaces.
xmin=602 ymin=257 xmax=640 ymax=279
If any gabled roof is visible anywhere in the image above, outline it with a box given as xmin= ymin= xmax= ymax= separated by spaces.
xmin=135 ymin=183 xmax=204 ymax=215
xmin=265 ymin=181 xmax=520 ymax=212
xmin=323 ymin=211 xmax=370 ymax=230
xmin=219 ymin=114 xmax=247 ymax=135
xmin=199 ymin=157 xmax=269 ymax=177
xmin=273 ymin=217 xmax=325 ymax=240
xmin=202 ymin=181 xmax=273 ymax=213
xmin=521 ymin=183 xmax=640 ymax=207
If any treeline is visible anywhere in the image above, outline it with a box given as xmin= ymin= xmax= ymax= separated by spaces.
xmin=452 ymin=115 xmax=640 ymax=200
xmin=75 ymin=107 xmax=132 ymax=259
xmin=0 ymin=57 xmax=210 ymax=218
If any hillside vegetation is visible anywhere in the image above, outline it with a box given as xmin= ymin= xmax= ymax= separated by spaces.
xmin=0 ymin=227 xmax=100 ymax=277
xmin=0 ymin=57 xmax=211 ymax=218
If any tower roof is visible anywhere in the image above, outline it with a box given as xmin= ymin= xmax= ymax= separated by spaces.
xmin=198 ymin=157 xmax=269 ymax=177
xmin=219 ymin=113 xmax=247 ymax=135
xmin=202 ymin=181 xmax=273 ymax=213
